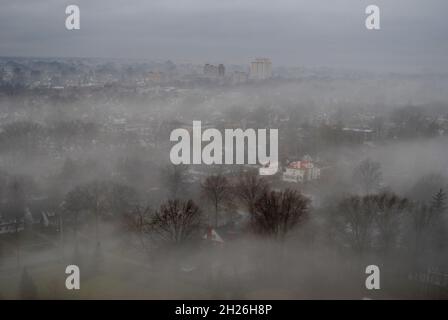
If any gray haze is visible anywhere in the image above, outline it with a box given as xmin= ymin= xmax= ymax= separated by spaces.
xmin=1 ymin=1 xmax=448 ymax=300
xmin=1 ymin=0 xmax=448 ymax=72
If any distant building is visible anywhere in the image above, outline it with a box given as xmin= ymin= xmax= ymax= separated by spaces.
xmin=249 ymin=58 xmax=272 ymax=80
xmin=204 ymin=64 xmax=216 ymax=76
xmin=342 ymin=127 xmax=374 ymax=144
xmin=231 ymin=71 xmax=248 ymax=84
xmin=203 ymin=63 xmax=225 ymax=78
xmin=282 ymin=155 xmax=321 ymax=183
xmin=218 ymin=64 xmax=225 ymax=77
xmin=145 ymin=71 xmax=164 ymax=83
xmin=0 ymin=204 xmax=25 ymax=235
xmin=0 ymin=219 xmax=24 ymax=235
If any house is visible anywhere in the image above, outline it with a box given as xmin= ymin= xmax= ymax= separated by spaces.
xmin=203 ymin=227 xmax=224 ymax=244
xmin=282 ymin=155 xmax=321 ymax=183
xmin=0 ymin=197 xmax=60 ymax=235
xmin=0 ymin=218 xmax=24 ymax=235
xmin=26 ymin=197 xmax=60 ymax=230
xmin=0 ymin=203 xmax=25 ymax=235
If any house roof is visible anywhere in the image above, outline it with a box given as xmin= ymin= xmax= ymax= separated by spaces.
xmin=203 ymin=227 xmax=224 ymax=243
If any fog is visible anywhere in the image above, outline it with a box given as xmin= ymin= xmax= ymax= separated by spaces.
xmin=1 ymin=0 xmax=448 ymax=72
xmin=1 ymin=0 xmax=448 ymax=300
xmin=0 ymin=59 xmax=447 ymax=299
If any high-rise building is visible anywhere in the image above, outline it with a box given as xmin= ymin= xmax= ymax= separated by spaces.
xmin=204 ymin=63 xmax=225 ymax=78
xmin=203 ymin=63 xmax=218 ymax=77
xmin=249 ymin=58 xmax=272 ymax=80
xmin=218 ymin=64 xmax=225 ymax=77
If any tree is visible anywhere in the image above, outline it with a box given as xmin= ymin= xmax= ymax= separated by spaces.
xmin=63 ymin=184 xmax=95 ymax=238
xmin=202 ymin=174 xmax=231 ymax=228
xmin=336 ymin=193 xmax=408 ymax=253
xmin=371 ymin=193 xmax=409 ymax=252
xmin=252 ymin=189 xmax=310 ymax=240
xmin=123 ymin=205 xmax=152 ymax=254
xmin=150 ymin=199 xmax=202 ymax=245
xmin=234 ymin=171 xmax=268 ymax=218
xmin=429 ymin=189 xmax=447 ymax=251
xmin=353 ymin=158 xmax=382 ymax=194
xmin=409 ymin=174 xmax=447 ymax=203
xmin=409 ymin=189 xmax=448 ymax=257
xmin=63 ymin=181 xmax=138 ymax=246
xmin=391 ymin=106 xmax=440 ymax=139
xmin=412 ymin=189 xmax=446 ymax=240
xmin=411 ymin=203 xmax=432 ymax=252
xmin=431 ymin=189 xmax=447 ymax=215
xmin=337 ymin=195 xmax=375 ymax=253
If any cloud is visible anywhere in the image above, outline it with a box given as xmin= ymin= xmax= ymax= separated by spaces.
xmin=0 ymin=0 xmax=447 ymax=71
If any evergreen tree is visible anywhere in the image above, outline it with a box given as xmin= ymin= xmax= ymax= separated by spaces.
xmin=430 ymin=189 xmax=447 ymax=251
xmin=431 ymin=189 xmax=447 ymax=215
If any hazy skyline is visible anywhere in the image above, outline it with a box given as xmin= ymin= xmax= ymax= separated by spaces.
xmin=1 ymin=0 xmax=447 ymax=72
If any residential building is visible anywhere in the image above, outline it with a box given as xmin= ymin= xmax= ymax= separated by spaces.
xmin=249 ymin=58 xmax=272 ymax=80
xmin=282 ymin=155 xmax=321 ymax=183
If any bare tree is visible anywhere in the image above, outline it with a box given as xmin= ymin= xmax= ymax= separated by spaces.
xmin=202 ymin=174 xmax=231 ymax=228
xmin=63 ymin=181 xmax=138 ymax=247
xmin=252 ymin=189 xmax=310 ymax=240
xmin=353 ymin=158 xmax=382 ymax=194
xmin=411 ymin=189 xmax=447 ymax=253
xmin=234 ymin=171 xmax=268 ymax=217
xmin=412 ymin=189 xmax=446 ymax=238
xmin=150 ymin=199 xmax=202 ymax=245
xmin=431 ymin=188 xmax=447 ymax=216
xmin=336 ymin=192 xmax=408 ymax=253
xmin=122 ymin=204 xmax=152 ymax=254
xmin=371 ymin=193 xmax=409 ymax=252
xmin=336 ymin=195 xmax=376 ymax=253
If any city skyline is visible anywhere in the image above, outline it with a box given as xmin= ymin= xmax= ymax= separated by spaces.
xmin=1 ymin=0 xmax=448 ymax=73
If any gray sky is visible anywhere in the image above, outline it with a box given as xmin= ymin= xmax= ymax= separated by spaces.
xmin=1 ymin=0 xmax=447 ymax=72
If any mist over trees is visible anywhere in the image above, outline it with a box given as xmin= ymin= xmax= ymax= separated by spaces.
xmin=1 ymin=57 xmax=448 ymax=299
xmin=202 ymin=174 xmax=231 ymax=228
xmin=353 ymin=158 xmax=383 ymax=194
xmin=252 ymin=189 xmax=309 ymax=240
xmin=334 ymin=193 xmax=409 ymax=254
xmin=150 ymin=199 xmax=202 ymax=245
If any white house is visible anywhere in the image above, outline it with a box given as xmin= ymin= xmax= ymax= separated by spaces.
xmin=282 ymin=155 xmax=321 ymax=183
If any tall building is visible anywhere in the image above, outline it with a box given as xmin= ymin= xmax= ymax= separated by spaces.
xmin=204 ymin=63 xmax=225 ymax=78
xmin=203 ymin=63 xmax=218 ymax=77
xmin=249 ymin=58 xmax=272 ymax=80
xmin=218 ymin=64 xmax=225 ymax=77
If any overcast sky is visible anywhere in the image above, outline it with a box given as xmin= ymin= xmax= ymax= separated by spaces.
xmin=1 ymin=0 xmax=447 ymax=72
